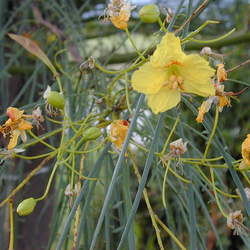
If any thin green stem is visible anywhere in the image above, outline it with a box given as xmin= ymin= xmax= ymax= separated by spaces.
xmin=8 ymin=200 xmax=14 ymax=250
xmin=210 ymin=168 xmax=228 ymax=218
xmin=154 ymin=214 xmax=187 ymax=250
xmin=157 ymin=17 xmax=167 ymax=32
xmin=125 ymin=28 xmax=145 ymax=61
xmin=203 ymin=107 xmax=219 ymax=161
xmin=162 ymin=160 xmax=171 ymax=208
xmin=160 ymin=116 xmax=180 ymax=155
xmin=28 ymin=130 xmax=56 ymax=150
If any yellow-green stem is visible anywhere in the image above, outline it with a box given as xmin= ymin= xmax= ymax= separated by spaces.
xmin=203 ymin=107 xmax=219 ymax=161
xmin=210 ymin=168 xmax=228 ymax=218
xmin=125 ymin=28 xmax=146 ymax=61
xmin=8 ymin=200 xmax=14 ymax=250
xmin=162 ymin=160 xmax=171 ymax=208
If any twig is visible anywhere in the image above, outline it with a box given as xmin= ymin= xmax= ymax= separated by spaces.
xmin=175 ymin=0 xmax=209 ymax=35
xmin=227 ymin=59 xmax=250 ymax=73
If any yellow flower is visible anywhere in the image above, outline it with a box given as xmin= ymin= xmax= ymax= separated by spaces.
xmin=0 ymin=107 xmax=33 ymax=150
xmin=110 ymin=120 xmax=129 ymax=149
xmin=131 ymin=33 xmax=215 ymax=114
xmin=242 ymin=134 xmax=250 ymax=166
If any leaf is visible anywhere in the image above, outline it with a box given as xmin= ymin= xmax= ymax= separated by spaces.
xmin=8 ymin=33 xmax=58 ymax=76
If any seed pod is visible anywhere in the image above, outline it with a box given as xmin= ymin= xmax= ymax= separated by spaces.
xmin=82 ymin=127 xmax=101 ymax=142
xmin=47 ymin=91 xmax=65 ymax=109
xmin=139 ymin=4 xmax=160 ymax=23
xmin=17 ymin=197 xmax=37 ymax=216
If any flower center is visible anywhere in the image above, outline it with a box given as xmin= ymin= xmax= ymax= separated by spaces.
xmin=167 ymin=75 xmax=184 ymax=90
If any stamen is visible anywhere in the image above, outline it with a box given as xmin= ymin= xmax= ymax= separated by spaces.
xmin=168 ymin=75 xmax=184 ymax=90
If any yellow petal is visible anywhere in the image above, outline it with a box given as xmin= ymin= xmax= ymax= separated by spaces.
xmin=180 ymin=54 xmax=215 ymax=97
xmin=150 ymin=33 xmax=186 ymax=68
xmin=110 ymin=120 xmax=129 ymax=149
xmin=147 ymin=88 xmax=181 ymax=114
xmin=131 ymin=62 xmax=167 ymax=95
xmin=183 ymin=80 xmax=215 ymax=97
xmin=217 ymin=63 xmax=227 ymax=82
xmin=110 ymin=9 xmax=130 ymax=30
xmin=18 ymin=119 xmax=33 ymax=130
xmin=195 ymin=99 xmax=213 ymax=123
xmin=6 ymin=107 xmax=24 ymax=121
xmin=8 ymin=130 xmax=20 ymax=150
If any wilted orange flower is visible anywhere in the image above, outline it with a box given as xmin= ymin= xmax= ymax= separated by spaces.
xmin=106 ymin=0 xmax=135 ymax=30
xmin=0 ymin=107 xmax=33 ymax=150
xmin=227 ymin=210 xmax=243 ymax=230
xmin=216 ymin=64 xmax=227 ymax=83
xmin=196 ymin=97 xmax=214 ymax=123
xmin=110 ymin=120 xmax=129 ymax=149
xmin=241 ymin=134 xmax=250 ymax=167
xmin=196 ymin=84 xmax=235 ymax=123
xmin=169 ymin=138 xmax=187 ymax=157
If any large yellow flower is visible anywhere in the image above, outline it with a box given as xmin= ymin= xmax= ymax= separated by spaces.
xmin=131 ymin=33 xmax=215 ymax=114
xmin=242 ymin=134 xmax=250 ymax=166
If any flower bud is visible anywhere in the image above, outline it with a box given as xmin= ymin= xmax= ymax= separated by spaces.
xmin=47 ymin=91 xmax=65 ymax=110
xmin=82 ymin=127 xmax=102 ymax=142
xmin=139 ymin=4 xmax=160 ymax=23
xmin=17 ymin=197 xmax=37 ymax=216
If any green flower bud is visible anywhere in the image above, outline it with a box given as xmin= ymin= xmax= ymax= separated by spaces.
xmin=82 ymin=127 xmax=101 ymax=142
xmin=17 ymin=198 xmax=37 ymax=216
xmin=47 ymin=91 xmax=65 ymax=109
xmin=139 ymin=4 xmax=160 ymax=23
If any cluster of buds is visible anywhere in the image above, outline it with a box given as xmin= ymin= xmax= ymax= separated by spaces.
xmin=105 ymin=0 xmax=135 ymax=30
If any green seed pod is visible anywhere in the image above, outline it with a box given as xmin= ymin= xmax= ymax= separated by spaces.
xmin=82 ymin=127 xmax=102 ymax=142
xmin=47 ymin=91 xmax=65 ymax=109
xmin=17 ymin=197 xmax=37 ymax=216
xmin=139 ymin=4 xmax=160 ymax=23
